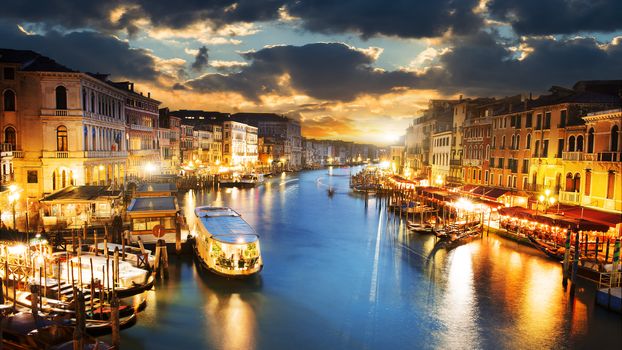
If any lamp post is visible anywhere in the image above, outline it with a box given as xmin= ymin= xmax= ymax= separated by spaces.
xmin=538 ymin=188 xmax=556 ymax=214
xmin=8 ymin=191 xmax=19 ymax=230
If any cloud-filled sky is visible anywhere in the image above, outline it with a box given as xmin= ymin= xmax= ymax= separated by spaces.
xmin=2 ymin=0 xmax=621 ymax=144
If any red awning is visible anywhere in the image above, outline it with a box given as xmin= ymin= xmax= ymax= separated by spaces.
xmin=555 ymin=204 xmax=621 ymax=229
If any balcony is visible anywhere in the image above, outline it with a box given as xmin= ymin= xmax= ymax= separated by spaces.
xmin=12 ymin=151 xmax=24 ymax=158
xmin=0 ymin=143 xmax=14 ymax=152
xmin=42 ymin=150 xmax=129 ymax=159
xmin=130 ymin=149 xmax=159 ymax=156
xmin=559 ymin=190 xmax=580 ymax=204
xmin=463 ymin=159 xmax=480 ymax=166
xmin=450 ymin=159 xmax=462 ymax=166
xmin=562 ymin=151 xmax=586 ymax=161
xmin=41 ymin=109 xmax=84 ymax=117
xmin=597 ymin=152 xmax=621 ymax=162
xmin=130 ymin=124 xmax=153 ymax=132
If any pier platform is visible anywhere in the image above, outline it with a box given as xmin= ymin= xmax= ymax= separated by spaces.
xmin=596 ymin=287 xmax=622 ymax=313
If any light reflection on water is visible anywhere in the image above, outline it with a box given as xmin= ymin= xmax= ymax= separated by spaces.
xmin=118 ymin=169 xmax=622 ymax=349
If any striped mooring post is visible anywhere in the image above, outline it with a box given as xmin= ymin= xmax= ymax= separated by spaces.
xmin=570 ymin=231 xmax=580 ymax=295
xmin=562 ymin=229 xmax=571 ymax=287
xmin=612 ymin=238 xmax=620 ymax=287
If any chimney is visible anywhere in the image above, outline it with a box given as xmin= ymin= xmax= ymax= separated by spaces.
xmin=148 ymin=92 xmax=151 ymax=98
xmin=459 ymin=94 xmax=463 ymax=101
xmin=140 ymin=92 xmax=143 ymax=96
xmin=130 ymin=82 xmax=134 ymax=92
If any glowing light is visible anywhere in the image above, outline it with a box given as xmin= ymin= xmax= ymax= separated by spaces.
xmin=379 ymin=161 xmax=390 ymax=169
xmin=8 ymin=244 xmax=27 ymax=255
xmin=99 ymin=164 xmax=105 ymax=171
xmin=9 ymin=184 xmax=18 ymax=193
xmin=544 ymin=189 xmax=551 ymax=196
xmin=539 ymin=195 xmax=545 ymax=202
xmin=549 ymin=197 xmax=556 ymax=205
xmin=145 ymin=162 xmax=157 ymax=173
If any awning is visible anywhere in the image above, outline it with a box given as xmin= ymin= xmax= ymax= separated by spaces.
xmin=499 ymin=206 xmax=612 ymax=232
xmin=555 ymin=204 xmax=621 ymax=229
xmin=483 ymin=188 xmax=509 ymax=199
xmin=41 ymin=186 xmax=121 ymax=203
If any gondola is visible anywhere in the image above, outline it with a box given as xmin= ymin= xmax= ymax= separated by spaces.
xmin=527 ymin=236 xmax=565 ymax=261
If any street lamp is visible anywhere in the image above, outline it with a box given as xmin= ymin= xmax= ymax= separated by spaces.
xmin=8 ymin=191 xmax=19 ymax=230
xmin=537 ymin=189 xmax=556 ymax=214
xmin=435 ymin=175 xmax=444 ymax=187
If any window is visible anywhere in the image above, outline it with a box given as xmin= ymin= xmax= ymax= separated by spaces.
xmin=565 ymin=173 xmax=574 ymax=192
xmin=522 ymin=177 xmax=528 ymax=189
xmin=526 ymin=113 xmax=533 ymax=128
xmin=3 ymin=67 xmax=15 ymax=80
xmin=560 ymin=110 xmax=567 ymax=128
xmin=611 ymin=125 xmax=619 ymax=152
xmin=501 ymin=136 xmax=506 ymax=149
xmin=568 ymin=136 xmax=575 ymax=152
xmin=27 ymin=170 xmax=38 ymax=183
xmin=534 ymin=140 xmax=540 ymax=157
xmin=55 ymin=86 xmax=67 ymax=109
xmin=522 ymin=159 xmax=529 ymax=173
xmin=90 ymin=92 xmax=95 ymax=112
xmin=576 ymin=135 xmax=584 ymax=152
xmin=515 ymin=115 xmax=522 ymax=129
xmin=511 ymin=135 xmax=515 ymax=149
xmin=587 ymin=128 xmax=594 ymax=153
xmin=56 ymin=125 xmax=68 ymax=151
xmin=516 ymin=135 xmax=520 ymax=150
xmin=526 ymin=133 xmax=531 ymax=149
xmin=573 ymin=173 xmax=581 ymax=194
xmin=542 ymin=139 xmax=549 ymax=157
xmin=584 ymin=170 xmax=591 ymax=196
xmin=556 ymin=139 xmax=564 ymax=158
xmin=3 ymin=90 xmax=15 ymax=111
xmin=485 ymin=145 xmax=490 ymax=159
xmin=4 ymin=127 xmax=16 ymax=147
xmin=536 ymin=114 xmax=542 ymax=130
xmin=544 ymin=112 xmax=551 ymax=129
xmin=485 ymin=170 xmax=489 ymax=182
xmin=607 ymin=171 xmax=615 ymax=199
xmin=499 ymin=174 xmax=503 ymax=186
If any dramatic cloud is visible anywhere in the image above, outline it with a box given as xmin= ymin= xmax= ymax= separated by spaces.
xmin=0 ymin=22 xmax=159 ymax=81
xmin=191 ymin=46 xmax=209 ymax=71
xmin=487 ymin=0 xmax=622 ymax=35
xmin=186 ymin=43 xmax=443 ymax=101
xmin=1 ymin=1 xmax=484 ymax=40
xmin=435 ymin=31 xmax=622 ymax=95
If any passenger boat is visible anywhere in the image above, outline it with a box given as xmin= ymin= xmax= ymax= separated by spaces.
xmin=219 ymin=173 xmax=264 ymax=187
xmin=193 ymin=206 xmax=263 ymax=278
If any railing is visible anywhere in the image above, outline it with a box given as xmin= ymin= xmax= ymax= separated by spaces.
xmin=0 ymin=143 xmax=14 ymax=152
xmin=42 ymin=151 xmax=69 ymax=158
xmin=559 ymin=190 xmax=580 ymax=204
xmin=597 ymin=152 xmax=621 ymax=162
xmin=41 ymin=109 xmax=83 ymax=117
xmin=450 ymin=159 xmax=462 ymax=166
xmin=598 ymin=271 xmax=622 ymax=289
xmin=130 ymin=124 xmax=153 ymax=132
xmin=562 ymin=151 xmax=587 ymax=161
xmin=83 ymin=150 xmax=128 ymax=158
xmin=12 ymin=151 xmax=24 ymax=158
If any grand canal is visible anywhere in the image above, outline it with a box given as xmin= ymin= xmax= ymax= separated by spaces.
xmin=118 ymin=168 xmax=622 ymax=349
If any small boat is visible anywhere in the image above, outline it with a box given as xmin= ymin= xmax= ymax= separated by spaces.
xmin=528 ymin=236 xmax=565 ymax=261
xmin=193 ymin=206 xmax=263 ymax=278
xmin=407 ymin=222 xmax=434 ymax=234
xmin=328 ymin=187 xmax=335 ymax=197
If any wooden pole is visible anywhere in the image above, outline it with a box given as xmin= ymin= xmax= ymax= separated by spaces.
xmin=113 ymin=247 xmax=119 ymax=292
xmin=111 ymin=291 xmax=121 ymax=349
xmin=94 ymin=231 xmax=98 ymax=257
xmin=562 ymin=229 xmax=571 ymax=288
xmin=90 ymin=258 xmax=94 ymax=313
xmin=121 ymin=231 xmax=126 ymax=262
xmin=72 ymin=290 xmax=86 ymax=350
xmin=570 ymin=231 xmax=580 ymax=296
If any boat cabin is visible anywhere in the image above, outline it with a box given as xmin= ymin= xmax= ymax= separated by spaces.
xmin=135 ymin=183 xmax=178 ymax=197
xmin=126 ymin=196 xmax=182 ymax=244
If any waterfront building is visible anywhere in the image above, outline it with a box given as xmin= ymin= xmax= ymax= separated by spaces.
xmin=158 ymin=108 xmax=181 ymax=175
xmin=404 ymin=100 xmax=458 ymax=182
xmin=231 ymin=113 xmax=303 ymax=170
xmin=389 ymin=145 xmax=405 ymax=174
xmin=461 ymin=98 xmax=496 ymax=187
xmin=222 ymin=121 xmax=258 ymax=169
xmin=488 ymin=83 xmax=620 ymax=207
xmin=560 ymin=108 xmax=621 ymax=213
xmin=180 ymin=124 xmax=195 ymax=164
xmin=203 ymin=124 xmax=223 ymax=167
xmin=0 ymin=50 xmax=129 ymax=204
xmin=431 ymin=130 xmax=452 ymax=185
xmin=113 ymin=82 xmax=161 ymax=180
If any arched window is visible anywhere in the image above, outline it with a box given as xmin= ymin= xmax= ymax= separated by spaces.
xmin=573 ymin=173 xmax=581 ymax=193
xmin=82 ymin=89 xmax=87 ymax=110
xmin=61 ymin=170 xmax=67 ymax=188
xmin=55 ymin=86 xmax=67 ymax=109
xmin=3 ymin=90 xmax=15 ymax=111
xmin=611 ymin=125 xmax=619 ymax=152
xmin=4 ymin=127 xmax=16 ymax=147
xmin=485 ymin=145 xmax=490 ymax=159
xmin=516 ymin=135 xmax=520 ymax=150
xmin=501 ymin=135 xmax=506 ymax=148
xmin=52 ymin=171 xmax=57 ymax=191
xmin=492 ymin=136 xmax=496 ymax=148
xmin=90 ymin=92 xmax=95 ymax=113
xmin=576 ymin=135 xmax=584 ymax=152
xmin=526 ymin=133 xmax=531 ymax=149
xmin=56 ymin=126 xmax=68 ymax=151
xmin=565 ymin=173 xmax=574 ymax=192
xmin=511 ymin=135 xmax=516 ymax=149
xmin=568 ymin=136 xmax=575 ymax=152
xmin=587 ymin=128 xmax=594 ymax=153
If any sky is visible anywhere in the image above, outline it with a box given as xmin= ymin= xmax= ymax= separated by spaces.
xmin=2 ymin=0 xmax=622 ymax=144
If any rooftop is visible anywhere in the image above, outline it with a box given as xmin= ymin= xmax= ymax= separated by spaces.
xmin=136 ymin=183 xmax=178 ymax=193
xmin=127 ymin=196 xmax=178 ymax=212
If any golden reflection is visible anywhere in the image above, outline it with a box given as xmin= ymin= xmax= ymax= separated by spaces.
xmin=437 ymin=245 xmax=480 ymax=349
xmin=204 ymin=292 xmax=257 ymax=350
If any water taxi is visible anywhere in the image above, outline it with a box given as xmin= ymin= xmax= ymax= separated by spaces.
xmin=193 ymin=206 xmax=263 ymax=278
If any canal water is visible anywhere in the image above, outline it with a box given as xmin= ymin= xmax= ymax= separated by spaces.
xmin=117 ymin=168 xmax=622 ymax=349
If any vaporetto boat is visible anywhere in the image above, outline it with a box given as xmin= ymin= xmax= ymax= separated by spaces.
xmin=193 ymin=206 xmax=263 ymax=278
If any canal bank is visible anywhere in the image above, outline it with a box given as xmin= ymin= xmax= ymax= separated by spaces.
xmin=117 ymin=168 xmax=622 ymax=349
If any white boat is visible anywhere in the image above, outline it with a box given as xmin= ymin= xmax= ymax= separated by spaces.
xmin=193 ymin=206 xmax=263 ymax=278
xmin=219 ymin=173 xmax=264 ymax=187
